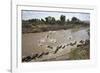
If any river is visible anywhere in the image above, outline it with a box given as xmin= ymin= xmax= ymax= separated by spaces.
xmin=22 ymin=27 xmax=89 ymax=61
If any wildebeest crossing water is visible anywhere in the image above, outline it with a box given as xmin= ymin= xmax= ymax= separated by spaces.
xmin=22 ymin=27 xmax=90 ymax=62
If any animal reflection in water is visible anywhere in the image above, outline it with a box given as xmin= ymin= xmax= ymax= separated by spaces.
xmin=22 ymin=39 xmax=89 ymax=62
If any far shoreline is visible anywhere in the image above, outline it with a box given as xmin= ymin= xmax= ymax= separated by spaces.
xmin=22 ymin=23 xmax=89 ymax=34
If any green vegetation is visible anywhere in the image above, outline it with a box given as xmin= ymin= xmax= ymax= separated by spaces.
xmin=69 ymin=47 xmax=89 ymax=60
xmin=60 ymin=15 xmax=66 ymax=24
xmin=22 ymin=15 xmax=90 ymax=33
xmin=68 ymin=40 xmax=90 ymax=60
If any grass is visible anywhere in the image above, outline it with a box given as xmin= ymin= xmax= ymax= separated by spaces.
xmin=68 ymin=44 xmax=90 ymax=60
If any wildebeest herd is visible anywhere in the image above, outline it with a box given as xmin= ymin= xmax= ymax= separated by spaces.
xmin=22 ymin=39 xmax=89 ymax=62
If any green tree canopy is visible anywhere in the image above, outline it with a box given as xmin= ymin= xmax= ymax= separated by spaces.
xmin=45 ymin=16 xmax=56 ymax=24
xmin=71 ymin=17 xmax=80 ymax=22
xmin=60 ymin=15 xmax=66 ymax=24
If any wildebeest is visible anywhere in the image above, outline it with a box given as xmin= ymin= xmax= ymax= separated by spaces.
xmin=44 ymin=52 xmax=49 ymax=55
xmin=62 ymin=45 xmax=66 ymax=49
xmin=47 ymin=45 xmax=53 ymax=49
xmin=22 ymin=51 xmax=50 ymax=62
xmin=54 ymin=48 xmax=59 ymax=54
xmin=58 ymin=45 xmax=62 ymax=49
xmin=22 ymin=57 xmax=26 ymax=62
xmin=31 ymin=53 xmax=38 ymax=59
xmin=79 ymin=40 xmax=84 ymax=44
xmin=54 ymin=45 xmax=62 ymax=54
xmin=67 ymin=41 xmax=77 ymax=46
xmin=84 ymin=40 xmax=89 ymax=45
xmin=77 ymin=44 xmax=83 ymax=47
xmin=77 ymin=39 xmax=90 ymax=47
xmin=22 ymin=56 xmax=32 ymax=62
xmin=71 ymin=41 xmax=77 ymax=46
xmin=37 ymin=52 xmax=44 ymax=58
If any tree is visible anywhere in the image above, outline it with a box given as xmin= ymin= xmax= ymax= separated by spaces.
xmin=51 ymin=17 xmax=56 ymax=24
xmin=56 ymin=20 xmax=60 ymax=24
xmin=45 ymin=16 xmax=56 ymax=24
xmin=71 ymin=17 xmax=80 ymax=23
xmin=60 ymin=15 xmax=66 ymax=24
xmin=45 ymin=16 xmax=51 ymax=23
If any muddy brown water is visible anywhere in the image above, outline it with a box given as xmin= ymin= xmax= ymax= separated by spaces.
xmin=22 ymin=27 xmax=89 ymax=61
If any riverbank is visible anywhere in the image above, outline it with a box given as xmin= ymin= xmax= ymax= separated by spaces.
xmin=22 ymin=23 xmax=89 ymax=33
